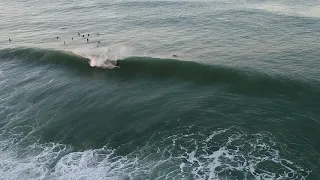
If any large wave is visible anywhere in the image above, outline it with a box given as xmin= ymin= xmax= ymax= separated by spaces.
xmin=0 ymin=47 xmax=319 ymax=100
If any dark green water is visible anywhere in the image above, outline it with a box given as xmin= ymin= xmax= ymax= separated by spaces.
xmin=1 ymin=0 xmax=320 ymax=179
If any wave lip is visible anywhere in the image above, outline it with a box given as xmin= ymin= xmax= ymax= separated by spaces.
xmin=0 ymin=47 xmax=90 ymax=67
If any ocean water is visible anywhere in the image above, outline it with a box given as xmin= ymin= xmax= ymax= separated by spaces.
xmin=0 ymin=0 xmax=320 ymax=179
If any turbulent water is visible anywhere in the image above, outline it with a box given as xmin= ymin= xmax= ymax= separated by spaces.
xmin=1 ymin=0 xmax=320 ymax=179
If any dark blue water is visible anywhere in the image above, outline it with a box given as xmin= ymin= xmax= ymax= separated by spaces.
xmin=0 ymin=0 xmax=320 ymax=179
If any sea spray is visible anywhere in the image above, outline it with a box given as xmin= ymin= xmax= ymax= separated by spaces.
xmin=72 ymin=45 xmax=134 ymax=69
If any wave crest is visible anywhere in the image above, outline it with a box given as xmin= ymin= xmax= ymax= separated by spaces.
xmin=0 ymin=47 xmax=319 ymax=99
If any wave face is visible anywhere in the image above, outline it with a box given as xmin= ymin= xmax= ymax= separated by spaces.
xmin=0 ymin=48 xmax=90 ymax=67
xmin=1 ymin=47 xmax=319 ymax=99
xmin=0 ymin=47 xmax=320 ymax=180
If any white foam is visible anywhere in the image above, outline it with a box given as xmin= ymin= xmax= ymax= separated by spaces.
xmin=49 ymin=148 xmax=134 ymax=180
xmin=205 ymin=129 xmax=227 ymax=142
xmin=0 ymin=127 xmax=311 ymax=180
xmin=0 ymin=142 xmax=71 ymax=180
xmin=175 ymin=128 xmax=310 ymax=180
